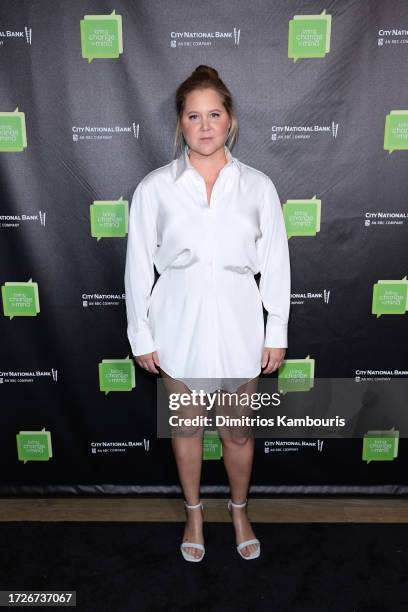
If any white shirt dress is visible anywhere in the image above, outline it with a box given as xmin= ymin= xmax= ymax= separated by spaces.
xmin=124 ymin=144 xmax=291 ymax=393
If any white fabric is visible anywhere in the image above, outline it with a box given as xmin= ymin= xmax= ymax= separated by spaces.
xmin=124 ymin=144 xmax=291 ymax=391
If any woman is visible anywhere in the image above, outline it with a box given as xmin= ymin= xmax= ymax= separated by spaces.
xmin=124 ymin=65 xmax=291 ymax=562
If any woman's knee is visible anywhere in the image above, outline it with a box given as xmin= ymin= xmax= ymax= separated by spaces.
xmin=171 ymin=424 xmax=205 ymax=438
xmin=218 ymin=428 xmax=253 ymax=446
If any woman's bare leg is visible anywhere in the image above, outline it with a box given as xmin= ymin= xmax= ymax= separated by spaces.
xmin=159 ymin=367 xmax=207 ymax=559
xmin=217 ymin=376 xmax=260 ymax=558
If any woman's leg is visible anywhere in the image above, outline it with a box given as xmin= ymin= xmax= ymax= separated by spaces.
xmin=216 ymin=376 xmax=260 ymax=558
xmin=159 ymin=366 xmax=207 ymax=559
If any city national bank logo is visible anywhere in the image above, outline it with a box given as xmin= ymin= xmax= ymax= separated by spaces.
xmin=378 ymin=28 xmax=408 ymax=48
xmin=283 ymin=197 xmax=321 ymax=238
xmin=99 ymin=357 xmax=135 ymax=393
xmin=364 ymin=211 xmax=407 ymax=227
xmin=355 ymin=368 xmax=408 ymax=382
xmin=2 ymin=280 xmax=40 ymax=318
xmin=0 ymin=368 xmax=58 ymax=384
xmin=170 ymin=27 xmax=240 ymax=48
xmin=0 ymin=109 xmax=27 ymax=152
xmin=80 ymin=10 xmax=123 ymax=62
xmin=0 ymin=27 xmax=32 ymax=46
xmin=288 ymin=10 xmax=331 ymax=60
xmin=82 ymin=292 xmax=125 ymax=308
xmin=0 ymin=210 xmax=46 ymax=229
xmin=271 ymin=122 xmax=338 ymax=142
xmin=264 ymin=439 xmax=324 ymax=453
xmin=291 ymin=289 xmax=330 ymax=305
xmin=372 ymin=277 xmax=408 ymax=316
xmin=72 ymin=122 xmax=139 ymax=142
xmin=384 ymin=111 xmax=408 ymax=153
xmin=362 ymin=428 xmax=399 ymax=463
xmin=91 ymin=438 xmax=150 ymax=454
xmin=278 ymin=357 xmax=315 ymax=394
xmin=16 ymin=428 xmax=52 ymax=463
xmin=90 ymin=198 xmax=129 ymax=239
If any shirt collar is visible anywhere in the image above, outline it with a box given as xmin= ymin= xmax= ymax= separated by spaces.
xmin=173 ymin=143 xmax=241 ymax=182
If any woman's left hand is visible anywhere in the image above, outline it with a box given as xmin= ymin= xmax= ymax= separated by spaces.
xmin=261 ymin=347 xmax=286 ymax=374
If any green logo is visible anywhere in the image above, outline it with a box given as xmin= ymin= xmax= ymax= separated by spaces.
xmin=372 ymin=277 xmax=408 ymax=317
xmin=203 ymin=430 xmax=223 ymax=460
xmin=99 ymin=357 xmax=135 ymax=393
xmin=90 ymin=198 xmax=129 ymax=240
xmin=288 ymin=10 xmax=332 ymax=61
xmin=2 ymin=279 xmax=40 ymax=318
xmin=384 ymin=111 xmax=408 ymax=153
xmin=17 ymin=428 xmax=52 ymax=463
xmin=283 ymin=197 xmax=321 ymax=238
xmin=80 ymin=10 xmax=123 ymax=62
xmin=362 ymin=429 xmax=399 ymax=463
xmin=0 ymin=108 xmax=27 ymax=152
xmin=278 ymin=357 xmax=315 ymax=394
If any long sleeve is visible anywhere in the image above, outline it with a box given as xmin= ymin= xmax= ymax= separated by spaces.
xmin=256 ymin=176 xmax=291 ymax=348
xmin=124 ymin=180 xmax=157 ymax=356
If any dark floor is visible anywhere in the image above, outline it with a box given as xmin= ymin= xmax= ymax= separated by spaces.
xmin=1 ymin=521 xmax=408 ymax=611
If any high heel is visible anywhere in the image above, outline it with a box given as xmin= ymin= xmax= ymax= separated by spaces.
xmin=227 ymin=498 xmax=260 ymax=560
xmin=180 ymin=501 xmax=205 ymax=562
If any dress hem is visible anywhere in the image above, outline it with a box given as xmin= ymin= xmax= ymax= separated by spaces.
xmin=157 ymin=361 xmax=262 ymax=393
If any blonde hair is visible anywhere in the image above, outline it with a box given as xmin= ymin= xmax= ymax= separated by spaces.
xmin=173 ymin=65 xmax=239 ymax=159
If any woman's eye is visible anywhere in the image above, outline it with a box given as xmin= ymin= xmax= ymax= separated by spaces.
xmin=187 ymin=113 xmax=221 ymax=120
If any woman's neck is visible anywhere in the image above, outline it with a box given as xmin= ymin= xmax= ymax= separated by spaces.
xmin=187 ymin=146 xmax=227 ymax=180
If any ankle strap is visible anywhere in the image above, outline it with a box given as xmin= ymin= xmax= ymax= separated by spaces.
xmin=229 ymin=498 xmax=248 ymax=507
xmin=184 ymin=501 xmax=202 ymax=509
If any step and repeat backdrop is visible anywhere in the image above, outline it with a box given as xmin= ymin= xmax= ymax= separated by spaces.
xmin=1 ymin=0 xmax=407 ymax=495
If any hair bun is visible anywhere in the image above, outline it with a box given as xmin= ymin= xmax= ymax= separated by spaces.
xmin=193 ymin=65 xmax=219 ymax=79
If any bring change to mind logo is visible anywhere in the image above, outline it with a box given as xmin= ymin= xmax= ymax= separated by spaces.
xmin=362 ymin=429 xmax=399 ymax=463
xmin=90 ymin=198 xmax=129 ymax=239
xmin=283 ymin=197 xmax=321 ymax=238
xmin=1 ymin=280 xmax=40 ymax=318
xmin=372 ymin=277 xmax=408 ymax=317
xmin=384 ymin=111 xmax=408 ymax=153
xmin=288 ymin=10 xmax=332 ymax=61
xmin=16 ymin=428 xmax=53 ymax=463
xmin=99 ymin=357 xmax=136 ymax=393
xmin=0 ymin=109 xmax=27 ymax=152
xmin=278 ymin=357 xmax=315 ymax=394
xmin=80 ymin=10 xmax=123 ymax=62
xmin=203 ymin=430 xmax=223 ymax=460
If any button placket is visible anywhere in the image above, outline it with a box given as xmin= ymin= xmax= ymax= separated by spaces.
xmin=208 ymin=182 xmax=218 ymax=378
xmin=198 ymin=169 xmax=224 ymax=380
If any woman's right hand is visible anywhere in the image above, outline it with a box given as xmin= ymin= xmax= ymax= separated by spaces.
xmin=134 ymin=350 xmax=161 ymax=374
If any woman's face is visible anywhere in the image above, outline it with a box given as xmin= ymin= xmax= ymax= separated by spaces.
xmin=180 ymin=87 xmax=231 ymax=157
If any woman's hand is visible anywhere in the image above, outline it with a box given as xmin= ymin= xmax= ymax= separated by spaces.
xmin=134 ymin=350 xmax=161 ymax=374
xmin=261 ymin=347 xmax=286 ymax=374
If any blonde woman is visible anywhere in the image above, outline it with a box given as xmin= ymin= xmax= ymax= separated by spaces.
xmin=124 ymin=65 xmax=291 ymax=562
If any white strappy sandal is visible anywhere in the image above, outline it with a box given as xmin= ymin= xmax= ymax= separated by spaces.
xmin=227 ymin=498 xmax=261 ymax=560
xmin=180 ymin=501 xmax=205 ymax=562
